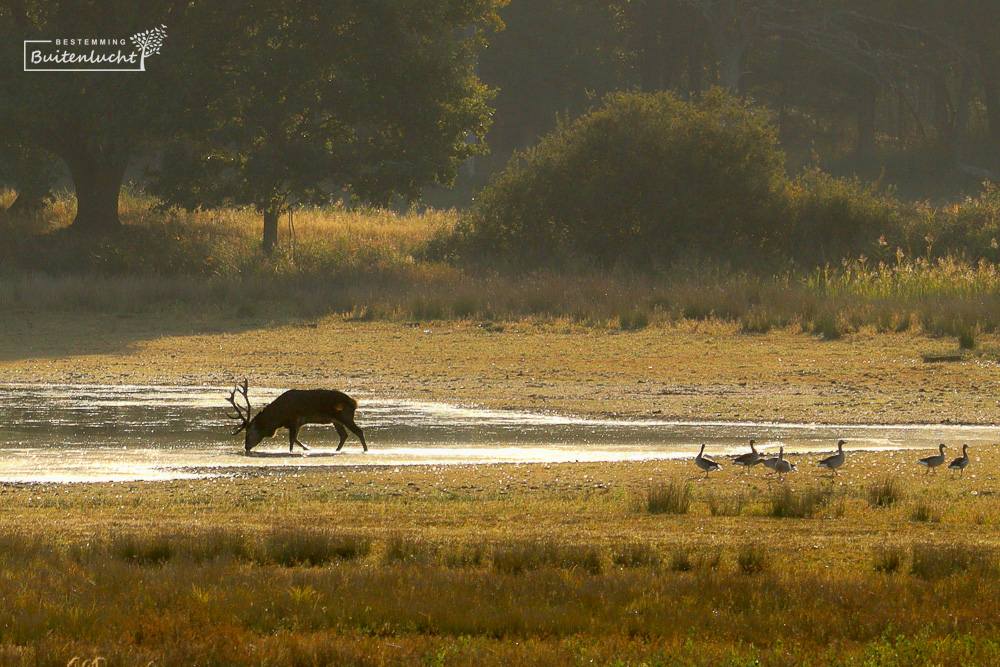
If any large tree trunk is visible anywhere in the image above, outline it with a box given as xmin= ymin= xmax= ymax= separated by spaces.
xmin=717 ymin=42 xmax=742 ymax=91
xmin=62 ymin=145 xmax=128 ymax=234
xmin=262 ymin=207 xmax=280 ymax=254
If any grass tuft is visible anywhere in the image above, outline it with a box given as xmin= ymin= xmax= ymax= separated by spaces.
xmin=873 ymin=543 xmax=906 ymax=574
xmin=492 ymin=540 xmax=603 ymax=575
xmin=643 ymin=481 xmax=692 ymax=515
xmin=910 ymin=502 xmax=942 ymax=523
xmin=110 ymin=532 xmax=175 ymax=565
xmin=611 ymin=541 xmax=661 ymax=569
xmin=867 ymin=475 xmax=903 ymax=509
xmin=769 ymin=485 xmax=830 ymax=518
xmin=736 ymin=542 xmax=769 ymax=575
xmin=910 ymin=542 xmax=996 ymax=579
xmin=261 ymin=528 xmax=372 ymax=567
xmin=706 ymin=490 xmax=747 ymax=517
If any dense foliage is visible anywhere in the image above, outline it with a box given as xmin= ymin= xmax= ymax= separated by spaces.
xmin=458 ymin=90 xmax=898 ymax=268
xmin=0 ymin=0 xmax=499 ymax=246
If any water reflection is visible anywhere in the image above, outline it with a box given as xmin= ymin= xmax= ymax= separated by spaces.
xmin=0 ymin=383 xmax=997 ymax=483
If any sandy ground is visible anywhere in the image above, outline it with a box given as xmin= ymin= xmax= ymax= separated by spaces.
xmin=2 ymin=312 xmax=999 ymax=425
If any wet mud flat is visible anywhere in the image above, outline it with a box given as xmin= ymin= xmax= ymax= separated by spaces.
xmin=1 ymin=383 xmax=998 ymax=483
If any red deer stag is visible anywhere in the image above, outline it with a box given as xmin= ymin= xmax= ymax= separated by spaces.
xmin=226 ymin=379 xmax=367 ymax=454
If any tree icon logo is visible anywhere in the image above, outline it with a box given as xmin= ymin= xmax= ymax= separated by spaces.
xmin=130 ymin=24 xmax=167 ymax=71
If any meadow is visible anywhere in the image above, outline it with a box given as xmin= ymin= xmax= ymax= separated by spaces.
xmin=1 ymin=453 xmax=999 ymax=666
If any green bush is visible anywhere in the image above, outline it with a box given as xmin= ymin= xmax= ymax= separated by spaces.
xmin=459 ymin=89 xmax=904 ymax=270
xmin=460 ymin=89 xmax=788 ymax=268
xmin=784 ymin=168 xmax=899 ymax=265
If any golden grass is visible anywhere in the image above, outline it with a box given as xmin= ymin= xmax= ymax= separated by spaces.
xmin=2 ymin=453 xmax=1000 ymax=665
xmin=7 ymin=193 xmax=1000 ymax=345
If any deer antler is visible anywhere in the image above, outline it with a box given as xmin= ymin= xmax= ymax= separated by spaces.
xmin=226 ymin=378 xmax=252 ymax=434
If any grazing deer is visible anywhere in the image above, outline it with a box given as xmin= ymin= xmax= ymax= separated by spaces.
xmin=226 ymin=379 xmax=367 ymax=454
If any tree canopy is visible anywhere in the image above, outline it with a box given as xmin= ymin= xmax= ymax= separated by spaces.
xmin=0 ymin=0 xmax=501 ymax=244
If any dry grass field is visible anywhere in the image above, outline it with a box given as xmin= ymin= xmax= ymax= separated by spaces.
xmin=1 ymin=452 xmax=1000 ymax=666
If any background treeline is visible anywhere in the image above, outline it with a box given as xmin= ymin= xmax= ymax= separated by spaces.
xmin=472 ymin=0 xmax=1000 ymax=203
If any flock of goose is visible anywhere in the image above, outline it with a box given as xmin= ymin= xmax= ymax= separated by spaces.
xmin=694 ymin=440 xmax=972 ymax=479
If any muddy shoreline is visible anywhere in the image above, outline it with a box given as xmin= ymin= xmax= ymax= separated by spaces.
xmin=3 ymin=313 xmax=1000 ymax=426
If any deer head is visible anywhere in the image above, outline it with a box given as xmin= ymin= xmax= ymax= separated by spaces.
xmin=226 ymin=379 xmax=264 ymax=453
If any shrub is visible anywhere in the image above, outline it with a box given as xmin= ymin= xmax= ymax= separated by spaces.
xmin=460 ymin=89 xmax=787 ymax=268
xmin=784 ymin=168 xmax=899 ymax=265
xmin=896 ymin=182 xmax=1000 ymax=261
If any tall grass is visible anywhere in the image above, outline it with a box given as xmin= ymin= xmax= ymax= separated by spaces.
xmin=8 ymin=190 xmax=1000 ymax=335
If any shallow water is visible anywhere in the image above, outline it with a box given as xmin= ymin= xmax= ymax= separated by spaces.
xmin=0 ymin=383 xmax=996 ymax=483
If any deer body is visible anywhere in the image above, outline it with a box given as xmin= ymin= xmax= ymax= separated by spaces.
xmin=228 ymin=381 xmax=367 ymax=454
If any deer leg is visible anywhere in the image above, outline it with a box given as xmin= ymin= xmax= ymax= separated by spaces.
xmin=334 ymin=423 xmax=349 ymax=451
xmin=342 ymin=417 xmax=367 ymax=452
xmin=288 ymin=422 xmax=311 ymax=452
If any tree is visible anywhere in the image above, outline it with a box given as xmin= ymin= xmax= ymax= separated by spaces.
xmin=148 ymin=0 xmax=501 ymax=253
xmin=0 ymin=0 xmax=500 ymax=241
xmin=479 ymin=0 xmax=623 ymax=154
xmin=0 ymin=140 xmax=57 ymax=215
xmin=0 ymin=1 xmax=218 ymax=233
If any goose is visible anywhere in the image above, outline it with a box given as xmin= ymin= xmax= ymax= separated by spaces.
xmin=694 ymin=444 xmax=721 ymax=477
xmin=732 ymin=439 xmax=761 ymax=472
xmin=948 ymin=444 xmax=970 ymax=477
xmin=817 ymin=439 xmax=847 ymax=476
xmin=760 ymin=452 xmax=781 ymax=473
xmin=774 ymin=446 xmax=795 ymax=479
xmin=917 ymin=444 xmax=947 ymax=474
